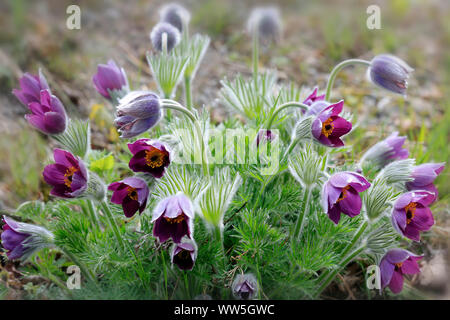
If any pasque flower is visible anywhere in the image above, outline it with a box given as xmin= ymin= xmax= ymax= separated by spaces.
xmin=303 ymin=87 xmax=325 ymax=107
xmin=232 ymin=273 xmax=258 ymax=300
xmin=13 ymin=70 xmax=50 ymax=106
xmin=369 ymin=54 xmax=413 ymax=95
xmin=152 ymin=193 xmax=194 ymax=243
xmin=322 ymin=171 xmax=371 ymax=224
xmin=406 ymin=163 xmax=445 ymax=198
xmin=256 ymin=129 xmax=276 ymax=147
xmin=171 ymin=239 xmax=197 ymax=270
xmin=24 ymin=89 xmax=67 ymax=135
xmin=159 ymin=3 xmax=191 ymax=32
xmin=108 ymin=177 xmax=149 ymax=218
xmin=128 ymin=139 xmax=170 ymax=178
xmin=114 ymin=91 xmax=162 ymax=138
xmin=150 ymin=22 xmax=181 ymax=52
xmin=43 ymin=149 xmax=88 ymax=199
xmin=92 ymin=59 xmax=129 ymax=100
xmin=1 ymin=216 xmax=54 ymax=260
xmin=391 ymin=191 xmax=435 ymax=241
xmin=360 ymin=131 xmax=409 ymax=169
xmin=380 ymin=249 xmax=422 ymax=294
xmin=311 ymin=100 xmax=352 ymax=147
xmin=247 ymin=7 xmax=282 ymax=43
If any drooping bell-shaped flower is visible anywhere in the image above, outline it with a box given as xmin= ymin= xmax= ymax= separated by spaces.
xmin=170 ymin=239 xmax=197 ymax=270
xmin=391 ymin=191 xmax=435 ymax=241
xmin=379 ymin=249 xmax=422 ymax=294
xmin=256 ymin=129 xmax=277 ymax=147
xmin=369 ymin=54 xmax=413 ymax=96
xmin=360 ymin=131 xmax=409 ymax=169
xmin=247 ymin=7 xmax=282 ymax=44
xmin=92 ymin=59 xmax=129 ymax=100
xmin=321 ymin=171 xmax=371 ymax=224
xmin=24 ymin=89 xmax=67 ymax=135
xmin=13 ymin=69 xmax=50 ymax=106
xmin=128 ymin=139 xmax=171 ymax=178
xmin=43 ymin=149 xmax=88 ymax=199
xmin=152 ymin=193 xmax=194 ymax=243
xmin=311 ymin=100 xmax=352 ymax=147
xmin=114 ymin=91 xmax=162 ymax=138
xmin=159 ymin=3 xmax=191 ymax=32
xmin=232 ymin=273 xmax=258 ymax=300
xmin=108 ymin=177 xmax=149 ymax=218
xmin=406 ymin=163 xmax=445 ymax=199
xmin=150 ymin=22 xmax=181 ymax=52
xmin=1 ymin=216 xmax=54 ymax=261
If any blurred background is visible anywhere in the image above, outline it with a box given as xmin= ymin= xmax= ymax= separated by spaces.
xmin=0 ymin=0 xmax=449 ymax=299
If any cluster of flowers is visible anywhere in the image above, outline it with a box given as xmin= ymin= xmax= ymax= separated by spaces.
xmin=1 ymin=3 xmax=445 ymax=299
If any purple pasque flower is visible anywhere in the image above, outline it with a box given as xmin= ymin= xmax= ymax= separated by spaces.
xmin=152 ymin=193 xmax=194 ymax=243
xmin=24 ymin=89 xmax=67 ymax=135
xmin=150 ymin=22 xmax=181 ymax=52
xmin=406 ymin=163 xmax=445 ymax=198
xmin=303 ymin=87 xmax=325 ymax=107
xmin=108 ymin=177 xmax=149 ymax=218
xmin=171 ymin=239 xmax=197 ymax=271
xmin=13 ymin=69 xmax=50 ymax=106
xmin=232 ymin=273 xmax=258 ymax=300
xmin=128 ymin=139 xmax=171 ymax=178
xmin=159 ymin=3 xmax=191 ymax=32
xmin=114 ymin=91 xmax=162 ymax=139
xmin=321 ymin=171 xmax=371 ymax=224
xmin=379 ymin=249 xmax=422 ymax=294
xmin=369 ymin=54 xmax=413 ymax=96
xmin=361 ymin=131 xmax=409 ymax=169
xmin=92 ymin=59 xmax=128 ymax=100
xmin=247 ymin=7 xmax=282 ymax=44
xmin=256 ymin=129 xmax=276 ymax=147
xmin=311 ymin=100 xmax=352 ymax=147
xmin=1 ymin=216 xmax=54 ymax=261
xmin=43 ymin=149 xmax=88 ymax=199
xmin=391 ymin=191 xmax=435 ymax=241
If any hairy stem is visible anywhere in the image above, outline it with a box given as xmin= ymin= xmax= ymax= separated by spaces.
xmin=60 ymin=247 xmax=97 ymax=285
xmin=101 ymin=201 xmax=125 ymax=249
xmin=291 ymin=186 xmax=312 ymax=241
xmin=184 ymin=76 xmax=193 ymax=110
xmin=161 ymin=250 xmax=169 ymax=299
xmin=325 ymin=59 xmax=371 ymax=101
xmin=266 ymin=102 xmax=309 ymax=130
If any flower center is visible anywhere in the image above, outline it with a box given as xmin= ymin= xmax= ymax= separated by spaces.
xmin=321 ymin=118 xmax=334 ymax=138
xmin=337 ymin=185 xmax=351 ymax=202
xmin=127 ymin=187 xmax=138 ymax=201
xmin=145 ymin=149 xmax=165 ymax=168
xmin=64 ymin=166 xmax=78 ymax=188
xmin=405 ymin=202 xmax=417 ymax=224
xmin=164 ymin=214 xmax=185 ymax=224
xmin=394 ymin=262 xmax=403 ymax=271
xmin=176 ymin=249 xmax=190 ymax=260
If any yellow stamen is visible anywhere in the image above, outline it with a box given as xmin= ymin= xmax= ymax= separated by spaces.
xmin=321 ymin=117 xmax=334 ymax=138
xmin=145 ymin=149 xmax=165 ymax=168
xmin=164 ymin=215 xmax=185 ymax=224
xmin=337 ymin=185 xmax=351 ymax=202
xmin=405 ymin=202 xmax=417 ymax=224
xmin=64 ymin=166 xmax=78 ymax=188
xmin=127 ymin=187 xmax=138 ymax=201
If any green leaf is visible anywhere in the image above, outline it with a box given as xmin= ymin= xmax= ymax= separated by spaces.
xmin=90 ymin=154 xmax=115 ymax=173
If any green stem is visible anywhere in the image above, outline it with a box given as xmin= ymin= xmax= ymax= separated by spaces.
xmin=325 ymin=59 xmax=371 ymax=101
xmin=315 ymin=245 xmax=365 ymax=297
xmin=184 ymin=76 xmax=192 ymax=110
xmin=252 ymin=27 xmax=259 ymax=85
xmin=256 ymin=257 xmax=263 ymax=300
xmin=161 ymin=251 xmax=169 ymax=300
xmin=183 ymin=272 xmax=190 ymax=299
xmin=291 ymin=187 xmax=312 ymax=241
xmin=101 ymin=201 xmax=125 ymax=249
xmin=161 ymin=101 xmax=209 ymax=176
xmin=86 ymin=199 xmax=99 ymax=230
xmin=266 ymin=102 xmax=309 ymax=130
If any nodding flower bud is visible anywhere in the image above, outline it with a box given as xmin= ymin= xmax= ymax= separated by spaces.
xmin=170 ymin=239 xmax=197 ymax=271
xmin=114 ymin=91 xmax=162 ymax=138
xmin=92 ymin=59 xmax=129 ymax=101
xmin=13 ymin=69 xmax=50 ymax=106
xmin=247 ymin=7 xmax=282 ymax=44
xmin=1 ymin=216 xmax=54 ymax=261
xmin=232 ymin=273 xmax=258 ymax=300
xmin=150 ymin=22 xmax=181 ymax=52
xmin=108 ymin=177 xmax=149 ymax=218
xmin=368 ymin=54 xmax=413 ymax=96
xmin=159 ymin=3 xmax=191 ymax=32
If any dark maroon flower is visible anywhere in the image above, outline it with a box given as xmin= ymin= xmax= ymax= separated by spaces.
xmin=108 ymin=177 xmax=149 ymax=218
xmin=232 ymin=273 xmax=258 ymax=300
xmin=43 ymin=149 xmax=88 ymax=199
xmin=24 ymin=89 xmax=67 ymax=135
xmin=92 ymin=59 xmax=128 ymax=100
xmin=406 ymin=163 xmax=445 ymax=199
xmin=114 ymin=91 xmax=162 ymax=138
xmin=311 ymin=100 xmax=352 ymax=147
xmin=379 ymin=249 xmax=422 ymax=294
xmin=128 ymin=139 xmax=171 ymax=178
xmin=321 ymin=171 xmax=371 ymax=224
xmin=303 ymin=87 xmax=325 ymax=107
xmin=152 ymin=193 xmax=194 ymax=243
xmin=391 ymin=191 xmax=435 ymax=241
xmin=171 ymin=240 xmax=197 ymax=270
xmin=1 ymin=216 xmax=54 ymax=260
xmin=369 ymin=54 xmax=413 ymax=96
xmin=256 ymin=129 xmax=276 ymax=147
xmin=13 ymin=70 xmax=50 ymax=106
